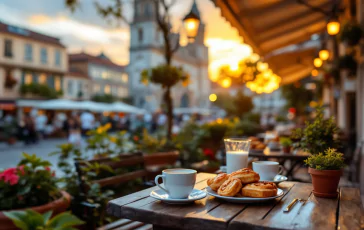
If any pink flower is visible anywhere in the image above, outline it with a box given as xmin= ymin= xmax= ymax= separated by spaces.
xmin=51 ymin=171 xmax=56 ymax=177
xmin=17 ymin=165 xmax=25 ymax=175
xmin=44 ymin=166 xmax=51 ymax=172
xmin=0 ymin=168 xmax=19 ymax=185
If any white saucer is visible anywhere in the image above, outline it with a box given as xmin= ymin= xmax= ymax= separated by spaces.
xmin=264 ymin=175 xmax=287 ymax=184
xmin=206 ymin=187 xmax=284 ymax=203
xmin=150 ymin=189 xmax=207 ymax=204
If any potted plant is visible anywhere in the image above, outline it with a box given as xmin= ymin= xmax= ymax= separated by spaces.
xmin=0 ymin=153 xmax=70 ymax=230
xmin=292 ymin=107 xmax=340 ymax=155
xmin=339 ymin=21 xmax=363 ymax=46
xmin=280 ymin=137 xmax=292 ymax=154
xmin=4 ymin=209 xmax=83 ymax=230
xmin=337 ymin=54 xmax=357 ymax=75
xmin=305 ymin=148 xmax=345 ymax=198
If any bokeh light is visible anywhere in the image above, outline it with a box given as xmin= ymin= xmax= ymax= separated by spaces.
xmin=209 ymin=93 xmax=217 ymax=102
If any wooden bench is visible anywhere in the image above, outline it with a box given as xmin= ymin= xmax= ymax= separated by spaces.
xmin=74 ymin=152 xmax=152 ymax=230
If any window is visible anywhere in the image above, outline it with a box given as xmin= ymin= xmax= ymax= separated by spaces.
xmin=4 ymin=39 xmax=13 ymax=58
xmin=40 ymin=48 xmax=48 ymax=64
xmin=54 ymin=76 xmax=61 ymax=91
xmin=104 ymin=85 xmax=111 ymax=94
xmin=138 ymin=28 xmax=143 ymax=43
xmin=55 ymin=50 xmax=61 ymax=66
xmin=24 ymin=44 xmax=32 ymax=61
xmin=67 ymin=80 xmax=73 ymax=96
xmin=121 ymin=73 xmax=128 ymax=83
xmin=93 ymin=84 xmax=100 ymax=93
xmin=25 ymin=73 xmax=32 ymax=84
xmin=38 ymin=73 xmax=46 ymax=84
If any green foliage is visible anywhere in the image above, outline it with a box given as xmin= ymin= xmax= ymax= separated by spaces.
xmin=0 ymin=153 xmax=59 ymax=210
xmin=91 ymin=94 xmax=117 ymax=103
xmin=19 ymin=83 xmax=62 ymax=99
xmin=243 ymin=112 xmax=261 ymax=124
xmin=133 ymin=129 xmax=168 ymax=154
xmin=292 ymin=107 xmax=340 ymax=155
xmin=304 ymin=148 xmax=345 ymax=170
xmin=214 ymin=91 xmax=254 ymax=117
xmin=4 ymin=209 xmax=84 ymax=230
xmin=337 ymin=54 xmax=357 ymax=74
xmin=140 ymin=64 xmax=189 ymax=88
xmin=231 ymin=119 xmax=263 ymax=137
xmin=280 ymin=137 xmax=292 ymax=147
xmin=339 ymin=21 xmax=363 ymax=46
xmin=281 ymin=82 xmax=315 ymax=115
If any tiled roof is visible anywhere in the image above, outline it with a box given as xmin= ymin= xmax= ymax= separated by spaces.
xmin=0 ymin=21 xmax=65 ymax=48
xmin=69 ymin=52 xmax=125 ymax=71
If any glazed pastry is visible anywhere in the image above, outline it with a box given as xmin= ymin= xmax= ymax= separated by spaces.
xmin=255 ymin=143 xmax=266 ymax=150
xmin=217 ymin=178 xmax=242 ymax=197
xmin=230 ymin=168 xmax=260 ymax=184
xmin=242 ymin=181 xmax=278 ymax=198
xmin=207 ymin=173 xmax=230 ymax=191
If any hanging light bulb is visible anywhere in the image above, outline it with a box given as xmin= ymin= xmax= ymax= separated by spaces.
xmin=319 ymin=50 xmax=330 ymax=60
xmin=311 ymin=69 xmax=319 ymax=77
xmin=257 ymin=62 xmax=269 ymax=72
xmin=327 ymin=18 xmax=340 ymax=35
xmin=313 ymin=58 xmax=323 ymax=68
xmin=221 ymin=78 xmax=231 ymax=88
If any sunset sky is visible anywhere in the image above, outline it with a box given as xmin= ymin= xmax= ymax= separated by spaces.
xmin=0 ymin=0 xmax=253 ymax=79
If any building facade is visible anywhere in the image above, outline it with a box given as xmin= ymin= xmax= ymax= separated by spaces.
xmin=63 ymin=70 xmax=90 ymax=100
xmin=0 ymin=21 xmax=67 ymax=109
xmin=68 ymin=52 xmax=129 ymax=100
xmin=127 ymin=0 xmax=211 ymax=111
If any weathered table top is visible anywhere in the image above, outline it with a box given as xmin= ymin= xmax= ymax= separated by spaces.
xmin=107 ymin=173 xmax=363 ymax=230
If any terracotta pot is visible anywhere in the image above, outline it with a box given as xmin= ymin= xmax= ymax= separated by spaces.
xmin=282 ymin=146 xmax=291 ymax=154
xmin=0 ymin=191 xmax=71 ymax=230
xmin=308 ymin=168 xmax=342 ymax=198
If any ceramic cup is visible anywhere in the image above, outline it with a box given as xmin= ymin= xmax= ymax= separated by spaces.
xmin=252 ymin=161 xmax=283 ymax=181
xmin=155 ymin=168 xmax=197 ymax=199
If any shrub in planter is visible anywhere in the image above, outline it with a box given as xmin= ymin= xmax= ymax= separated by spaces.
xmin=305 ymin=148 xmax=345 ymax=198
xmin=339 ymin=21 xmax=363 ymax=46
xmin=4 ymin=209 xmax=84 ymax=230
xmin=292 ymin=107 xmax=340 ymax=155
xmin=280 ymin=137 xmax=292 ymax=154
xmin=337 ymin=55 xmax=357 ymax=75
xmin=0 ymin=153 xmax=70 ymax=230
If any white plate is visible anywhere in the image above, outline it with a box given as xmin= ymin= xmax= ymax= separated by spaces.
xmin=206 ymin=187 xmax=284 ymax=203
xmin=150 ymin=188 xmax=207 ymax=204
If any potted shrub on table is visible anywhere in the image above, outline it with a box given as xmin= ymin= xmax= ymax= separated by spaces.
xmin=280 ymin=137 xmax=292 ymax=154
xmin=305 ymin=148 xmax=345 ymax=198
xmin=0 ymin=153 xmax=71 ymax=230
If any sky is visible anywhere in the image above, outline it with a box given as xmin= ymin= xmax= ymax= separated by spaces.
xmin=0 ymin=0 xmax=253 ymax=79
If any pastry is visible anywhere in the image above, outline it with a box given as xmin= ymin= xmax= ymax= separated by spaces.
xmin=255 ymin=143 xmax=266 ymax=150
xmin=248 ymin=136 xmax=259 ymax=142
xmin=242 ymin=181 xmax=278 ymax=198
xmin=230 ymin=168 xmax=260 ymax=184
xmin=207 ymin=173 xmax=230 ymax=191
xmin=217 ymin=178 xmax=242 ymax=197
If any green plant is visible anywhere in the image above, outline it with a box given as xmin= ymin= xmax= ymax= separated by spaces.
xmin=339 ymin=21 xmax=363 ymax=46
xmin=304 ymin=148 xmax=345 ymax=170
xmin=134 ymin=129 xmax=168 ymax=154
xmin=231 ymin=119 xmax=263 ymax=137
xmin=19 ymin=83 xmax=62 ymax=99
xmin=292 ymin=107 xmax=340 ymax=155
xmin=337 ymin=54 xmax=357 ymax=75
xmin=280 ymin=137 xmax=292 ymax=147
xmin=0 ymin=153 xmax=59 ymax=210
xmin=4 ymin=209 xmax=84 ymax=230
xmin=91 ymin=94 xmax=117 ymax=103
xmin=85 ymin=123 xmax=115 ymax=157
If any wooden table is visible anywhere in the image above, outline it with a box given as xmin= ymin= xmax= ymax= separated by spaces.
xmin=249 ymin=149 xmax=309 ymax=180
xmin=107 ymin=173 xmax=363 ymax=230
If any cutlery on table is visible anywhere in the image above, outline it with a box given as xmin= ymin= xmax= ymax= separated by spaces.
xmin=284 ymin=198 xmax=307 ymax=212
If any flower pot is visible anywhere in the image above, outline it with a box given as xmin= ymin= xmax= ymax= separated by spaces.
xmin=282 ymin=146 xmax=291 ymax=154
xmin=0 ymin=191 xmax=71 ymax=230
xmin=308 ymin=168 xmax=342 ymax=198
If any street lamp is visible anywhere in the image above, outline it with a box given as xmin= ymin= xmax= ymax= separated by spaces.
xmin=183 ymin=0 xmax=201 ymax=42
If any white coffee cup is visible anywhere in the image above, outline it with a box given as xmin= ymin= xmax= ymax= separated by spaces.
xmin=155 ymin=168 xmax=197 ymax=199
xmin=252 ymin=161 xmax=283 ymax=181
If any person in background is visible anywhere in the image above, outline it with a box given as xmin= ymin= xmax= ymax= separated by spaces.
xmin=80 ymin=110 xmax=95 ymax=137
xmin=67 ymin=116 xmax=81 ymax=146
xmin=144 ymin=113 xmax=152 ymax=132
xmin=35 ymin=111 xmax=47 ymax=140
xmin=23 ymin=113 xmax=36 ymax=145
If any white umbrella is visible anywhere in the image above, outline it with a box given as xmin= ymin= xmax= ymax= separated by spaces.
xmin=36 ymin=99 xmax=81 ymax=110
xmin=78 ymin=101 xmax=111 ymax=112
xmin=174 ymin=107 xmax=211 ymax=115
xmin=111 ymin=102 xmax=146 ymax=114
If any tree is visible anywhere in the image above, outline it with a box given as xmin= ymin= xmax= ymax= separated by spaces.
xmin=65 ymin=0 xmax=187 ymax=140
xmin=214 ymin=90 xmax=253 ymax=117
